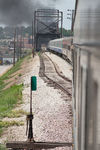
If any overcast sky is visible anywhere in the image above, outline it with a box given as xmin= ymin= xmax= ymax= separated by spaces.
xmin=42 ymin=0 xmax=76 ymax=29
xmin=0 ymin=0 xmax=76 ymax=29
xmin=55 ymin=0 xmax=76 ymax=29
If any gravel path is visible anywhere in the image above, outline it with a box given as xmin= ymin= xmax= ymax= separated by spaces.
xmin=0 ymin=54 xmax=72 ymax=150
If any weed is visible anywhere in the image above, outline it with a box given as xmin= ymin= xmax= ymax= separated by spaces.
xmin=27 ymin=55 xmax=31 ymax=60
xmin=18 ymin=73 xmax=22 ymax=77
xmin=1 ymin=109 xmax=28 ymax=118
xmin=38 ymin=51 xmax=42 ymax=56
xmin=0 ymin=120 xmax=24 ymax=136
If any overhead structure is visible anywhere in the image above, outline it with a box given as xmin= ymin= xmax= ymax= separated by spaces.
xmin=34 ymin=9 xmax=63 ymax=51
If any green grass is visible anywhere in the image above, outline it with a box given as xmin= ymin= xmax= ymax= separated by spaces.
xmin=0 ymin=58 xmax=24 ymax=81
xmin=0 ymin=120 xmax=24 ymax=128
xmin=0 ymin=144 xmax=7 ymax=150
xmin=1 ymin=109 xmax=28 ymax=118
xmin=0 ymin=57 xmax=25 ymax=92
xmin=0 ymin=84 xmax=23 ymax=118
xmin=27 ymin=55 xmax=32 ymax=60
xmin=0 ymin=80 xmax=5 ymax=92
xmin=0 ymin=84 xmax=23 ymax=136
xmin=38 ymin=51 xmax=42 ymax=56
xmin=0 ymin=54 xmax=31 ymax=138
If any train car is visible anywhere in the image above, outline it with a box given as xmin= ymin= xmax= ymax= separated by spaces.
xmin=48 ymin=37 xmax=73 ymax=64
xmin=73 ymin=0 xmax=100 ymax=150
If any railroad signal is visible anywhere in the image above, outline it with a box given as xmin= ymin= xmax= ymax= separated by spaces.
xmin=6 ymin=76 xmax=72 ymax=149
xmin=27 ymin=76 xmax=37 ymax=141
xmin=31 ymin=76 xmax=37 ymax=91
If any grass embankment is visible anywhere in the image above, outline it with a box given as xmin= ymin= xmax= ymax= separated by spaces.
xmin=0 ymin=57 xmax=28 ymax=137
xmin=0 ymin=84 xmax=23 ymax=118
xmin=0 ymin=58 xmax=24 ymax=92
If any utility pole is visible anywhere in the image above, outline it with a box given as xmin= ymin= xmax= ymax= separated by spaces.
xmin=67 ymin=9 xmax=75 ymax=33
xmin=13 ymin=28 xmax=16 ymax=66
xmin=71 ymin=10 xmax=75 ymax=32
xmin=61 ymin=11 xmax=63 ymax=38
xmin=34 ymin=11 xmax=36 ymax=53
xmin=32 ymin=20 xmax=34 ymax=58
xmin=23 ymin=34 xmax=24 ymax=51
xmin=19 ymin=27 xmax=22 ymax=59
xmin=16 ymin=27 xmax=19 ymax=61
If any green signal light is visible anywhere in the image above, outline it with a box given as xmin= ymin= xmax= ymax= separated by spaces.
xmin=31 ymin=76 xmax=37 ymax=91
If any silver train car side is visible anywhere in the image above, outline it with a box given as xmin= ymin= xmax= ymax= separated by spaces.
xmin=73 ymin=0 xmax=100 ymax=150
xmin=48 ymin=0 xmax=100 ymax=149
xmin=48 ymin=37 xmax=73 ymax=64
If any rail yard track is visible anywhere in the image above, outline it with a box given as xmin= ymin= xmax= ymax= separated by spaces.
xmin=39 ymin=52 xmax=72 ymax=98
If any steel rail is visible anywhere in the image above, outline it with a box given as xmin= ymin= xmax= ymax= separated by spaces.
xmin=39 ymin=53 xmax=72 ymax=97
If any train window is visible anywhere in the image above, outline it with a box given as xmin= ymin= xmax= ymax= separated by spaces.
xmin=63 ymin=44 xmax=67 ymax=49
xmin=62 ymin=44 xmax=70 ymax=50
xmin=57 ymin=41 xmax=59 ymax=47
xmin=59 ymin=41 xmax=61 ymax=48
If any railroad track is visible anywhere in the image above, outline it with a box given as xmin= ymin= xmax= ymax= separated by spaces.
xmin=39 ymin=52 xmax=72 ymax=97
xmin=6 ymin=52 xmax=73 ymax=150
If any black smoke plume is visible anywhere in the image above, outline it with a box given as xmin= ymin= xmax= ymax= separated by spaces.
xmin=0 ymin=0 xmax=56 ymax=26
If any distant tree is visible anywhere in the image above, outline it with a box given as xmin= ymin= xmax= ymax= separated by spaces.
xmin=59 ymin=28 xmax=73 ymax=37
xmin=3 ymin=26 xmax=14 ymax=38
xmin=0 ymin=26 xmax=33 ymax=39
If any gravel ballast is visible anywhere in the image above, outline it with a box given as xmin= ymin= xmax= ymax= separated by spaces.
xmin=45 ymin=52 xmax=72 ymax=81
xmin=0 ymin=53 xmax=72 ymax=150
